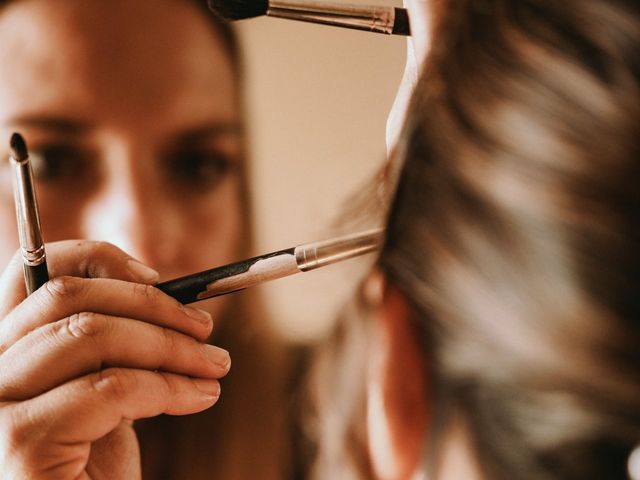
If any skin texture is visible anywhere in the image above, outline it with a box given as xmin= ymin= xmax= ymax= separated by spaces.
xmin=0 ymin=0 xmax=243 ymax=477
xmin=0 ymin=241 xmax=231 ymax=478
xmin=0 ymin=0 xmax=244 ymax=301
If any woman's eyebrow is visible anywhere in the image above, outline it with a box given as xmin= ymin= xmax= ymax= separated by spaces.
xmin=3 ymin=115 xmax=95 ymax=135
xmin=174 ymin=122 xmax=244 ymax=144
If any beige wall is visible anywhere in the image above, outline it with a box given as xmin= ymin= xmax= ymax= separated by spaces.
xmin=236 ymin=9 xmax=406 ymax=342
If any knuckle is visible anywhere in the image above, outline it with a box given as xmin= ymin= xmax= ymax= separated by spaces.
xmin=89 ymin=368 xmax=135 ymax=400
xmin=93 ymin=240 xmax=120 ymax=254
xmin=43 ymin=312 xmax=102 ymax=348
xmin=132 ymin=282 xmax=162 ymax=304
xmin=82 ymin=240 xmax=117 ymax=258
xmin=84 ymin=241 xmax=123 ymax=278
xmin=156 ymin=372 xmax=178 ymax=402
xmin=91 ymin=240 xmax=113 ymax=252
xmin=44 ymin=276 xmax=84 ymax=302
xmin=63 ymin=312 xmax=103 ymax=339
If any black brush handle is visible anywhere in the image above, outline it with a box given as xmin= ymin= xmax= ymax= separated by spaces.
xmin=24 ymin=261 xmax=49 ymax=295
xmin=157 ymin=248 xmax=295 ymax=304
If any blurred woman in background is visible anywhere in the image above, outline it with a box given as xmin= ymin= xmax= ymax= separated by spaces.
xmin=0 ymin=1 xmax=293 ymax=478
xmin=308 ymin=0 xmax=640 ymax=478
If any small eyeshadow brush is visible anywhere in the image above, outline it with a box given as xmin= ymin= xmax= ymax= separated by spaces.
xmin=9 ymin=132 xmax=49 ymax=295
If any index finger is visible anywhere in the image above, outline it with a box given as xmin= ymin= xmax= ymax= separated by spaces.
xmin=0 ymin=240 xmax=159 ymax=318
xmin=0 ymin=276 xmax=213 ymax=353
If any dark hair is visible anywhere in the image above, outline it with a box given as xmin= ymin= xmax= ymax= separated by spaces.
xmin=379 ymin=0 xmax=640 ymax=478
xmin=307 ymin=0 xmax=640 ymax=478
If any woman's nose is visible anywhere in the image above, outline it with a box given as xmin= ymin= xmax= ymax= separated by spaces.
xmin=79 ymin=175 xmax=181 ymax=270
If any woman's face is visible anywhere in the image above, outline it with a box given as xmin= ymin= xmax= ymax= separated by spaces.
xmin=0 ymin=0 xmax=244 ymax=312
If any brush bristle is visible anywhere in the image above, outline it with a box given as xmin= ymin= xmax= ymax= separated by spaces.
xmin=207 ymin=0 xmax=269 ymax=20
xmin=9 ymin=132 xmax=28 ymax=161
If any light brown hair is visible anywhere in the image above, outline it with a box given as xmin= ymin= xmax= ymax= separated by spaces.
xmin=309 ymin=0 xmax=640 ymax=478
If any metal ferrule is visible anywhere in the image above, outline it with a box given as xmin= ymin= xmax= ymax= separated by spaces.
xmin=295 ymin=227 xmax=383 ymax=272
xmin=268 ymin=1 xmax=396 ymax=34
xmin=10 ymin=156 xmax=46 ymax=266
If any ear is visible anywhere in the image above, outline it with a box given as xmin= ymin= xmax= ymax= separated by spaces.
xmin=365 ymin=273 xmax=429 ymax=480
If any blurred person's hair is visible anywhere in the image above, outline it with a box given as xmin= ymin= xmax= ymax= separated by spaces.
xmin=307 ymin=0 xmax=640 ymax=478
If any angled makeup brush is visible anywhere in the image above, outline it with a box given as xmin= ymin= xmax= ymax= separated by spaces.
xmin=208 ymin=0 xmax=411 ymax=36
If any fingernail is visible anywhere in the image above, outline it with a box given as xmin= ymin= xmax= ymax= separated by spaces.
xmin=192 ymin=378 xmax=221 ymax=399
xmin=182 ymin=306 xmax=213 ymax=326
xmin=203 ymin=344 xmax=231 ymax=371
xmin=127 ymin=259 xmax=160 ymax=284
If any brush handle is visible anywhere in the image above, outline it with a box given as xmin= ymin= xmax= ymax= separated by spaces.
xmin=10 ymin=137 xmax=50 ymax=297
xmin=268 ymin=1 xmax=411 ymax=36
xmin=157 ymin=228 xmax=383 ymax=304
xmin=24 ymin=261 xmax=49 ymax=295
xmin=157 ymin=248 xmax=298 ymax=304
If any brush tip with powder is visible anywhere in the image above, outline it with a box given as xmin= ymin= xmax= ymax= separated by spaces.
xmin=207 ymin=0 xmax=269 ymax=20
xmin=9 ymin=132 xmax=28 ymax=161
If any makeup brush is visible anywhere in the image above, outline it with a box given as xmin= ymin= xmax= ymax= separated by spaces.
xmin=9 ymin=132 xmax=49 ymax=295
xmin=157 ymin=228 xmax=382 ymax=304
xmin=208 ymin=0 xmax=411 ymax=36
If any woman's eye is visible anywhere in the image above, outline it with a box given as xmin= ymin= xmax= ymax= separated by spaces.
xmin=168 ymin=150 xmax=236 ymax=191
xmin=30 ymin=145 xmax=91 ymax=183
